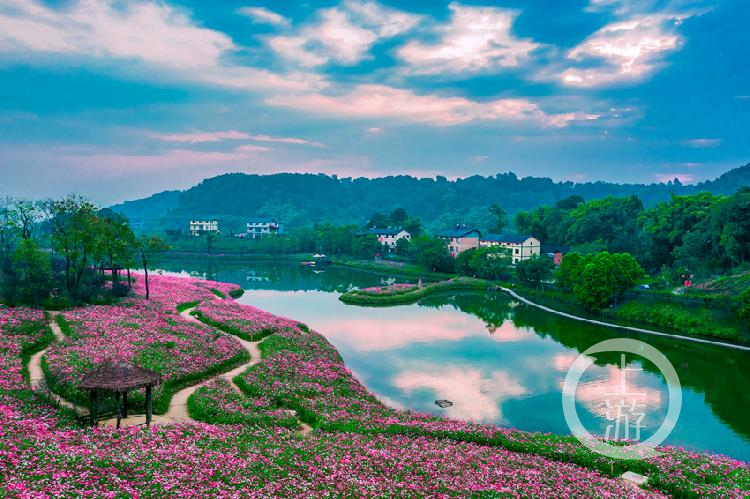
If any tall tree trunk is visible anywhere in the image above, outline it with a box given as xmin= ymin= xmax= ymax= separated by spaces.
xmin=141 ymin=250 xmax=150 ymax=300
xmin=126 ymin=268 xmax=131 ymax=289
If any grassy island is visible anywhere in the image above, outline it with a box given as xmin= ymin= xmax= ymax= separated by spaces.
xmin=339 ymin=277 xmax=490 ymax=305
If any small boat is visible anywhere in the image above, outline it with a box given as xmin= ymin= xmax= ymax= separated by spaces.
xmin=301 ymin=261 xmax=316 ymax=266
xmin=435 ymin=399 xmax=453 ymax=408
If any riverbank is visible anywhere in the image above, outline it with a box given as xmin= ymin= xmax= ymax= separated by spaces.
xmin=339 ymin=277 xmax=489 ymax=305
xmin=3 ymin=274 xmax=748 ymax=496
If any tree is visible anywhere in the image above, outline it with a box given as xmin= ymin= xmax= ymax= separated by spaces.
xmin=570 ymin=252 xmax=644 ymax=309
xmin=137 ymin=236 xmax=169 ymax=300
xmin=395 ymin=237 xmax=409 ymax=256
xmin=489 ymin=204 xmax=507 ymax=234
xmin=366 ymin=212 xmax=390 ymax=229
xmin=470 ymin=246 xmax=512 ymax=280
xmin=351 ymin=234 xmax=381 ymax=259
xmin=390 ymin=207 xmax=408 ymax=225
xmin=516 ymin=256 xmax=555 ymax=287
xmin=409 ymin=236 xmax=454 ymax=273
xmin=557 ymin=252 xmax=586 ymax=290
xmin=11 ymin=238 xmax=51 ymax=306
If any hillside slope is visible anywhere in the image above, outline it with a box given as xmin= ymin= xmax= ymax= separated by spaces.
xmin=111 ymin=164 xmax=750 ymax=233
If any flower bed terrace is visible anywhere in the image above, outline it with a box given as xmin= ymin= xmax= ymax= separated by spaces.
xmin=191 ymin=299 xmax=306 ymax=341
xmin=44 ymin=299 xmax=248 ymax=413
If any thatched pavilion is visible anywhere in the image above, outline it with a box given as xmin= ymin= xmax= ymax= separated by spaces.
xmin=80 ymin=361 xmax=162 ymax=428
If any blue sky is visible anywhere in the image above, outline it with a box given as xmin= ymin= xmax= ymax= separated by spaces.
xmin=0 ymin=0 xmax=748 ymax=204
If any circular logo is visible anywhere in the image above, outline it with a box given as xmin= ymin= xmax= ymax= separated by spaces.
xmin=561 ymin=338 xmax=682 ymax=460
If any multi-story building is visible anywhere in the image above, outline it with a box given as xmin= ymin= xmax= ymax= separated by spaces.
xmin=246 ymin=218 xmax=282 ymax=239
xmin=436 ymin=225 xmax=482 ymax=257
xmin=479 ymin=234 xmax=540 ymax=264
xmin=189 ymin=220 xmax=219 ymax=236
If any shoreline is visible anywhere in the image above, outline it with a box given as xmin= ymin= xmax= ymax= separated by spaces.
xmin=499 ymin=286 xmax=750 ymax=353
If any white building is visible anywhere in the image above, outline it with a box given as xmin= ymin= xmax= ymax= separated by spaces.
xmin=479 ymin=234 xmax=540 ymax=264
xmin=189 ymin=220 xmax=219 ymax=236
xmin=367 ymin=227 xmax=411 ymax=249
xmin=246 ymin=218 xmax=282 ymax=239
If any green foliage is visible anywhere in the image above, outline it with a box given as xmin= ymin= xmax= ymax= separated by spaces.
xmin=350 ymin=234 xmax=381 ymax=259
xmin=10 ymin=239 xmax=51 ymax=306
xmin=409 ymin=236 xmax=454 ymax=273
xmin=559 ymin=252 xmax=644 ymax=309
xmin=516 ymin=256 xmax=554 ymax=286
xmin=488 ymin=204 xmax=507 ymax=233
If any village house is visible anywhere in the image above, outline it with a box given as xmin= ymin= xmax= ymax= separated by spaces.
xmin=479 ymin=234 xmax=540 ymax=264
xmin=437 ymin=225 xmax=482 ymax=257
xmin=189 ymin=220 xmax=219 ymax=237
xmin=245 ymin=218 xmax=283 ymax=239
xmin=541 ymin=245 xmax=567 ymax=266
xmin=367 ymin=227 xmax=411 ymax=250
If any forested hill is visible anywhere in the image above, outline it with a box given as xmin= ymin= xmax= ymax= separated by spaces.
xmin=112 ymin=163 xmax=750 ymax=233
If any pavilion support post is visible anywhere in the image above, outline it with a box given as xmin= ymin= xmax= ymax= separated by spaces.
xmin=122 ymin=391 xmax=128 ymax=419
xmin=145 ymin=386 xmax=153 ymax=426
xmin=89 ymin=389 xmax=97 ymax=426
xmin=115 ymin=391 xmax=122 ymax=429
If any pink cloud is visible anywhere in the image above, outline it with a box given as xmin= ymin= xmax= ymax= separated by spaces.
xmin=267 ymin=84 xmax=598 ymax=127
xmin=394 ymin=367 xmax=527 ymax=421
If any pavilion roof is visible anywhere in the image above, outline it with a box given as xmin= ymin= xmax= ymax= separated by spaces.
xmin=79 ymin=361 xmax=162 ymax=391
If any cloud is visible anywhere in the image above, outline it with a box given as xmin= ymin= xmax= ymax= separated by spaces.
xmin=236 ymin=6 xmax=289 ymax=27
xmin=153 ymin=130 xmax=323 ymax=147
xmin=394 ymin=367 xmax=527 ymax=421
xmin=343 ymin=0 xmax=422 ymax=37
xmin=0 ymin=0 xmax=233 ymax=69
xmin=558 ymin=13 xmax=695 ymax=87
xmin=0 ymin=0 xmax=324 ymax=92
xmin=398 ymin=3 xmax=540 ymax=74
xmin=268 ymin=1 xmax=420 ymax=67
xmin=267 ymin=84 xmax=599 ymax=127
xmin=682 ymin=138 xmax=721 ymax=148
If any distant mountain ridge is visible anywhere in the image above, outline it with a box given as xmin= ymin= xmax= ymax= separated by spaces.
xmin=112 ymin=163 xmax=750 ymax=233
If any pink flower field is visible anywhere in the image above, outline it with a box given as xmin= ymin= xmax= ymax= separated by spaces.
xmin=0 ymin=273 xmax=746 ymax=497
xmin=0 ymin=307 xmax=48 ymax=390
xmin=192 ymin=299 xmax=305 ymax=341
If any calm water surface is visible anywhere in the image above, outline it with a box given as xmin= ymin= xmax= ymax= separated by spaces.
xmin=161 ymin=259 xmax=750 ymax=461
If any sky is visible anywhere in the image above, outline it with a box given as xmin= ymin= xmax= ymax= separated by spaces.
xmin=0 ymin=0 xmax=748 ymax=204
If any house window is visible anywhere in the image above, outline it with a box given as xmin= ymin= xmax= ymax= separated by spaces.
xmin=515 ymin=248 xmax=519 ymax=254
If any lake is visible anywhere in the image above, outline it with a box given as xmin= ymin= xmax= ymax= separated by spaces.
xmin=160 ymin=258 xmax=750 ymax=461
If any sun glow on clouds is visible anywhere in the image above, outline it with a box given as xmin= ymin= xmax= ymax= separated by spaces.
xmin=268 ymin=1 xmax=420 ymax=68
xmin=560 ymin=12 xmax=695 ymax=87
xmin=0 ymin=0 xmax=324 ymax=92
xmin=398 ymin=3 xmax=539 ymax=74
xmin=268 ymin=84 xmax=599 ymax=127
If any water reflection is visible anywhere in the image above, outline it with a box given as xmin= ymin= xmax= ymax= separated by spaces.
xmin=160 ymin=258 xmax=750 ymax=460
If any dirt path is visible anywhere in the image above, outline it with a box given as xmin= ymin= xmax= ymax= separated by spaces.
xmin=499 ymin=286 xmax=750 ymax=352
xmin=29 ymin=312 xmax=87 ymax=416
xmin=163 ymin=308 xmax=265 ymax=421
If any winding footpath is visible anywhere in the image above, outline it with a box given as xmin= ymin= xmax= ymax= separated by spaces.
xmin=30 ymin=306 xmax=311 ymax=433
xmin=499 ymin=286 xmax=750 ymax=353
